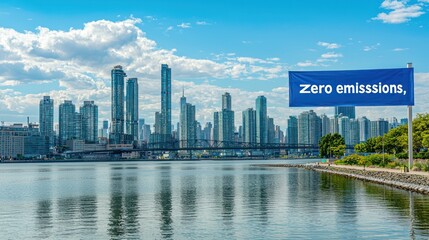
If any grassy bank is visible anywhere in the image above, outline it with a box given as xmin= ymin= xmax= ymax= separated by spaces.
xmin=334 ymin=154 xmax=429 ymax=172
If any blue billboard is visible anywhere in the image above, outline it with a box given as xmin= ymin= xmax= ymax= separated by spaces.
xmin=289 ymin=68 xmax=414 ymax=107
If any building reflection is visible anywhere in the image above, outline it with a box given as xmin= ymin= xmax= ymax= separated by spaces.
xmin=180 ymin=174 xmax=197 ymax=222
xmin=363 ymin=183 xmax=429 ymax=237
xmin=108 ymin=165 xmax=140 ymax=239
xmin=155 ymin=165 xmax=173 ymax=239
xmin=35 ymin=167 xmax=53 ymax=238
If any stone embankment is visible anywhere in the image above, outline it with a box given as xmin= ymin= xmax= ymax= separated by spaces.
xmin=263 ymin=164 xmax=429 ymax=194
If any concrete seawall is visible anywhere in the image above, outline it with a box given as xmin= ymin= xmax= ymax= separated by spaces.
xmin=261 ymin=164 xmax=429 ymax=195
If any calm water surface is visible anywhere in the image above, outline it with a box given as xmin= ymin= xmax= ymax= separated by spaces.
xmin=1 ymin=159 xmax=429 ymax=239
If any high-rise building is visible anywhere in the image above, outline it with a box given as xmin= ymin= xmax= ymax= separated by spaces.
xmin=350 ymin=118 xmax=360 ymax=146
xmin=370 ymin=118 xmax=389 ymax=138
xmin=335 ymin=106 xmax=356 ymax=119
xmin=256 ymin=96 xmax=267 ymax=144
xmin=80 ymin=101 xmax=98 ymax=143
xmin=320 ymin=114 xmax=330 ymax=137
xmin=180 ymin=93 xmax=196 ymax=148
xmin=339 ymin=116 xmax=351 ymax=145
xmin=222 ymin=92 xmax=232 ymax=110
xmin=110 ymin=65 xmax=126 ymax=144
xmin=267 ymin=117 xmax=275 ymax=143
xmin=59 ymin=100 xmax=76 ymax=145
xmin=126 ymin=78 xmax=139 ymax=141
xmin=39 ymin=96 xmax=54 ymax=147
xmin=161 ymin=64 xmax=172 ymax=140
xmin=242 ymin=108 xmax=256 ymax=143
xmin=275 ymin=125 xmax=284 ymax=143
xmin=358 ymin=116 xmax=371 ymax=142
xmin=213 ymin=112 xmax=219 ymax=141
xmin=298 ymin=110 xmax=321 ymax=145
xmin=74 ymin=112 xmax=82 ymax=141
xmin=203 ymin=122 xmax=212 ymax=141
xmin=287 ymin=116 xmax=298 ymax=145
xmin=138 ymin=119 xmax=145 ymax=141
xmin=214 ymin=92 xmax=235 ymax=145
xmin=330 ymin=116 xmax=339 ymax=134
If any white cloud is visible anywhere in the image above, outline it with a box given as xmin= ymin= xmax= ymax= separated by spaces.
xmin=320 ymin=52 xmax=343 ymax=59
xmin=318 ymin=41 xmax=341 ymax=49
xmin=196 ymin=21 xmax=210 ymax=25
xmin=0 ymin=18 xmax=288 ymax=126
xmin=393 ymin=47 xmax=409 ymax=51
xmin=166 ymin=26 xmax=174 ymax=31
xmin=297 ymin=61 xmax=319 ymax=67
xmin=373 ymin=0 xmax=425 ymax=24
xmin=177 ymin=23 xmax=191 ymax=29
xmin=363 ymin=43 xmax=380 ymax=52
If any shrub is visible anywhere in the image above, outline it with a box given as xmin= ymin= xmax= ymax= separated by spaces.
xmin=366 ymin=154 xmax=394 ymax=166
xmin=341 ymin=154 xmax=364 ymax=165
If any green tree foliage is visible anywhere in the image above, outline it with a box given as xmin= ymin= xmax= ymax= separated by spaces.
xmin=354 ymin=113 xmax=429 ymax=158
xmin=319 ymin=133 xmax=345 ymax=158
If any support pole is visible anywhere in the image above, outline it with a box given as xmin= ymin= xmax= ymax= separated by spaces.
xmin=407 ymin=62 xmax=413 ymax=171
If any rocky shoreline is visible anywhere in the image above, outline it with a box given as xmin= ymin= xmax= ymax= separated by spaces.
xmin=262 ymin=164 xmax=429 ymax=195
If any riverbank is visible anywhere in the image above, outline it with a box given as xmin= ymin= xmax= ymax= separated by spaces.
xmin=261 ymin=163 xmax=429 ymax=195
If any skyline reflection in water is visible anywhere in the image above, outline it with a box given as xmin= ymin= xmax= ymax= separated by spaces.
xmin=0 ymin=160 xmax=428 ymax=239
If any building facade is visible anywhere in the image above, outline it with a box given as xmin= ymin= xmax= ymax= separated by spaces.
xmin=39 ymin=96 xmax=54 ymax=147
xmin=126 ymin=78 xmax=139 ymax=142
xmin=242 ymin=108 xmax=256 ymax=143
xmin=80 ymin=101 xmax=98 ymax=143
xmin=59 ymin=100 xmax=76 ymax=145
xmin=256 ymin=96 xmax=267 ymax=144
xmin=110 ymin=65 xmax=126 ymax=144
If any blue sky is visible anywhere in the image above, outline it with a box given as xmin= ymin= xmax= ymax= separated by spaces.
xmin=0 ymin=0 xmax=429 ymax=129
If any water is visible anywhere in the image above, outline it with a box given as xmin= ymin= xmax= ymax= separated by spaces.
xmin=1 ymin=159 xmax=429 ymax=239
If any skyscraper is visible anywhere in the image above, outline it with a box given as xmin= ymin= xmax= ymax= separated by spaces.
xmin=39 ymin=96 xmax=54 ymax=147
xmin=59 ymin=100 xmax=76 ymax=145
xmin=320 ymin=114 xmax=330 ymax=137
xmin=350 ymin=118 xmax=360 ymax=146
xmin=126 ymin=78 xmax=139 ymax=141
xmin=218 ymin=92 xmax=235 ymax=144
xmin=180 ymin=92 xmax=196 ymax=147
xmin=242 ymin=108 xmax=256 ymax=143
xmin=298 ymin=110 xmax=321 ymax=145
xmin=256 ymin=96 xmax=267 ymax=144
xmin=339 ymin=116 xmax=351 ymax=145
xmin=335 ymin=106 xmax=356 ymax=119
xmin=110 ymin=65 xmax=126 ymax=144
xmin=358 ymin=116 xmax=371 ymax=142
xmin=213 ymin=112 xmax=219 ymax=141
xmin=161 ymin=64 xmax=172 ymax=140
xmin=267 ymin=117 xmax=275 ymax=144
xmin=80 ymin=101 xmax=98 ymax=143
xmin=222 ymin=92 xmax=232 ymax=110
xmin=287 ymin=116 xmax=298 ymax=145
xmin=370 ymin=118 xmax=389 ymax=138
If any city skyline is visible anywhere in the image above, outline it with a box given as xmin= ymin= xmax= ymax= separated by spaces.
xmin=1 ymin=0 xmax=429 ymax=129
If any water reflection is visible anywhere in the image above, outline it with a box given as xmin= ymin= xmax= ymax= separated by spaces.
xmin=155 ymin=165 xmax=173 ymax=239
xmin=108 ymin=166 xmax=140 ymax=239
xmin=35 ymin=167 xmax=53 ymax=238
xmin=362 ymin=182 xmax=429 ymax=237
xmin=180 ymin=175 xmax=197 ymax=221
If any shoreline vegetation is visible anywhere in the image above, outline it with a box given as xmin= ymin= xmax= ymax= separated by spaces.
xmin=262 ymin=163 xmax=429 ymax=195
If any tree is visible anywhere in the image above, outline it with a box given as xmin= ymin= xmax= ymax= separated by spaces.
xmin=319 ymin=133 xmax=345 ymax=158
xmin=354 ymin=142 xmax=367 ymax=153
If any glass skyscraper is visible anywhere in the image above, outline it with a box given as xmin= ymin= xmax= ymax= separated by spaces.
xmin=126 ymin=78 xmax=139 ymax=141
xmin=59 ymin=100 xmax=76 ymax=145
xmin=242 ymin=108 xmax=256 ymax=143
xmin=110 ymin=65 xmax=126 ymax=144
xmin=256 ymin=96 xmax=267 ymax=144
xmin=80 ymin=101 xmax=98 ymax=143
xmin=335 ymin=106 xmax=356 ymax=119
xmin=39 ymin=96 xmax=54 ymax=147
xmin=298 ymin=110 xmax=321 ymax=145
xmin=287 ymin=116 xmax=298 ymax=145
xmin=161 ymin=64 xmax=172 ymax=140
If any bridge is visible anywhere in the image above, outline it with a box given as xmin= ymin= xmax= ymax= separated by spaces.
xmin=65 ymin=139 xmax=354 ymax=159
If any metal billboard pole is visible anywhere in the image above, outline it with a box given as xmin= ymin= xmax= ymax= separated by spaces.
xmin=407 ymin=62 xmax=413 ymax=171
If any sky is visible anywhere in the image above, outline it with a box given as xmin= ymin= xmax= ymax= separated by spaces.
xmin=0 ymin=0 xmax=429 ymax=130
